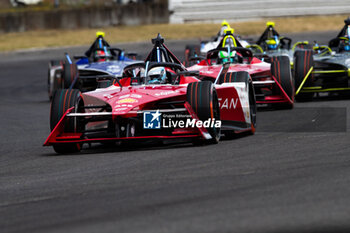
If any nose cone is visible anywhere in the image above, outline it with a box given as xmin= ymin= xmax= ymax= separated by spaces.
xmin=88 ymin=84 xmax=186 ymax=116
xmin=112 ymin=93 xmax=146 ymax=115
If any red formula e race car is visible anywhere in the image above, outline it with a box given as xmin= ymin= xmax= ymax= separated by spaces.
xmin=187 ymin=31 xmax=294 ymax=109
xmin=44 ymin=35 xmax=256 ymax=154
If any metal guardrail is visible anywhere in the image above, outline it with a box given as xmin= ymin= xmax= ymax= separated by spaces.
xmin=169 ymin=0 xmax=350 ymax=23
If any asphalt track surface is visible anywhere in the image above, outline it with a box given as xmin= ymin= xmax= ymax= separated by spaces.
xmin=1 ymin=31 xmax=350 ymax=233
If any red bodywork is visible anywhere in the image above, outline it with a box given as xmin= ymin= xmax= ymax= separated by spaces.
xmin=44 ymin=74 xmax=252 ymax=147
xmin=45 ymin=35 xmax=256 ymax=148
xmin=187 ymin=57 xmax=293 ymax=106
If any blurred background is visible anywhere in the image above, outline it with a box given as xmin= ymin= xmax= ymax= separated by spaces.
xmin=0 ymin=0 xmax=151 ymax=8
xmin=0 ymin=0 xmax=349 ymax=51
xmin=1 ymin=0 xmax=350 ymax=30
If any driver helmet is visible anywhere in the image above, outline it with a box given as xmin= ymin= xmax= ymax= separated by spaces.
xmin=219 ymin=28 xmax=237 ymax=62
xmin=219 ymin=50 xmax=236 ymax=63
xmin=343 ymin=40 xmax=350 ymax=51
xmin=266 ymin=36 xmax=279 ymax=50
xmin=93 ymin=31 xmax=111 ymax=62
xmin=94 ymin=50 xmax=107 ymax=62
xmin=344 ymin=26 xmax=350 ymax=51
xmin=148 ymin=67 xmax=167 ymax=84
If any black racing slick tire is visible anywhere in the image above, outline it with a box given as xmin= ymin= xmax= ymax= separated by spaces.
xmin=219 ymin=70 xmax=251 ymax=84
xmin=294 ymin=42 xmax=312 ymax=50
xmin=294 ymin=50 xmax=314 ymax=102
xmin=63 ymin=61 xmax=78 ymax=89
xmin=271 ymin=56 xmax=294 ymax=108
xmin=187 ymin=81 xmax=221 ymax=144
xmin=50 ymin=89 xmax=84 ymax=154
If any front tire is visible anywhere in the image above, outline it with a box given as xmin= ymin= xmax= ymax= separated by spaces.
xmin=50 ymin=89 xmax=84 ymax=154
xmin=187 ymin=81 xmax=221 ymax=144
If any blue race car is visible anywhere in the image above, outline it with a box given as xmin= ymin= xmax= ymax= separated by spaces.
xmin=47 ymin=31 xmax=141 ymax=99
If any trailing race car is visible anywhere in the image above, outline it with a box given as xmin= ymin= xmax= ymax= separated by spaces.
xmin=47 ymin=31 xmax=140 ymax=99
xmin=294 ymin=17 xmax=350 ymax=101
xmin=246 ymin=21 xmax=310 ymax=67
xmin=184 ymin=21 xmax=250 ymax=66
xmin=44 ymin=35 xmax=257 ymax=154
xmin=187 ymin=29 xmax=294 ymax=109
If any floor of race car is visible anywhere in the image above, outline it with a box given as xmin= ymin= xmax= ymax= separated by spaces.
xmin=1 ymin=31 xmax=350 ymax=233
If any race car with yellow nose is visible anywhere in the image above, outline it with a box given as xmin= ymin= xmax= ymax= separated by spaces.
xmin=44 ymin=34 xmax=256 ymax=154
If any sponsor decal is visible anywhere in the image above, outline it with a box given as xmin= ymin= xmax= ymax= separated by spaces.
xmin=116 ymin=104 xmax=134 ymax=107
xmin=131 ymin=94 xmax=142 ymax=98
xmin=114 ymin=107 xmax=128 ymax=112
xmin=118 ymin=94 xmax=142 ymax=99
xmin=154 ymin=90 xmax=178 ymax=96
xmin=107 ymin=65 xmax=121 ymax=74
xmin=162 ymin=118 xmax=221 ymax=128
xmin=218 ymin=98 xmax=238 ymax=109
xmin=143 ymin=110 xmax=162 ymax=129
xmin=116 ymin=98 xmax=138 ymax=104
xmin=119 ymin=94 xmax=130 ymax=99
xmin=143 ymin=111 xmax=221 ymax=129
xmin=103 ymin=94 xmax=114 ymax=99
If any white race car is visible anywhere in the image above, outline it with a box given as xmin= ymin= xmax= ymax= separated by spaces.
xmin=184 ymin=34 xmax=251 ymax=66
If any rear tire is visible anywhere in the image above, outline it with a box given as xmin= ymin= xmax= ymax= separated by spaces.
xmin=63 ymin=61 xmax=78 ymax=89
xmin=187 ymin=81 xmax=221 ymax=144
xmin=294 ymin=50 xmax=314 ymax=102
xmin=50 ymin=89 xmax=84 ymax=154
xmin=48 ymin=60 xmax=64 ymax=100
xmin=294 ymin=42 xmax=312 ymax=50
xmin=271 ymin=56 xmax=294 ymax=108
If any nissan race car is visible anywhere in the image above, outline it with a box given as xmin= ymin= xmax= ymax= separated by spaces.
xmin=186 ymin=30 xmax=294 ymax=109
xmin=294 ymin=17 xmax=350 ymax=101
xmin=44 ymin=35 xmax=257 ymax=154
xmin=47 ymin=31 xmax=140 ymax=99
